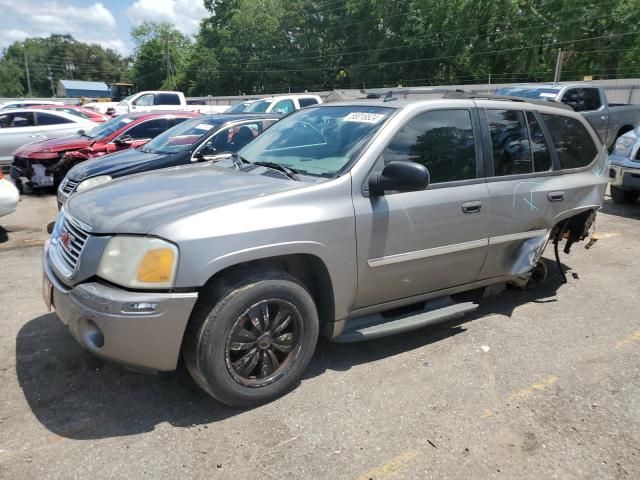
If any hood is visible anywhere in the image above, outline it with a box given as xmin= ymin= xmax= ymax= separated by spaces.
xmin=15 ymin=135 xmax=91 ymax=156
xmin=68 ymin=148 xmax=166 ymax=180
xmin=66 ymin=164 xmax=303 ymax=234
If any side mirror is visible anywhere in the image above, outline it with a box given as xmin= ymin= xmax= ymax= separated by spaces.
xmin=368 ymin=161 xmax=430 ymax=196
xmin=77 ymin=129 xmax=85 ymax=135
xmin=193 ymin=144 xmax=217 ymax=161
xmin=115 ymin=134 xmax=133 ymax=144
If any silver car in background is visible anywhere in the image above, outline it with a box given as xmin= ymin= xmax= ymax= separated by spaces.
xmin=43 ymin=97 xmax=607 ymax=407
xmin=0 ymin=109 xmax=96 ymax=170
xmin=609 ymin=127 xmax=640 ymax=204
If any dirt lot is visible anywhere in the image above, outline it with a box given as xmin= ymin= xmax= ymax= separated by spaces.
xmin=1 ymin=193 xmax=639 ymax=480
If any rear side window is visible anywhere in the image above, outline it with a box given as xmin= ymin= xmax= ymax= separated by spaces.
xmin=298 ymin=98 xmax=318 ymax=107
xmin=541 ymin=114 xmax=598 ymax=169
xmin=561 ymin=88 xmax=602 ymax=112
xmin=526 ymin=112 xmax=551 ymax=172
xmin=156 ymin=93 xmax=181 ymax=106
xmin=383 ymin=109 xmax=477 ymax=183
xmin=37 ymin=113 xmax=73 ymax=125
xmin=486 ymin=109 xmax=532 ymax=175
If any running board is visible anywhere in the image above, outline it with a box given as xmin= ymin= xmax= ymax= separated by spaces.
xmin=333 ymin=296 xmax=478 ymax=343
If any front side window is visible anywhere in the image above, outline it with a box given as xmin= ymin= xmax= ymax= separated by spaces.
xmin=134 ymin=94 xmax=155 ymax=107
xmin=541 ymin=114 xmax=598 ymax=169
xmin=36 ymin=113 xmax=73 ymax=126
xmin=526 ymin=112 xmax=552 ymax=172
xmin=487 ymin=109 xmax=532 ymax=176
xmin=272 ymin=99 xmax=295 ymax=114
xmin=240 ymin=105 xmax=394 ymax=177
xmin=123 ymin=118 xmax=171 ymax=140
xmin=382 ymin=109 xmax=477 ymax=183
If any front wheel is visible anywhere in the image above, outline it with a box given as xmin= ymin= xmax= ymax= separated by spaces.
xmin=611 ymin=185 xmax=640 ymax=204
xmin=183 ymin=273 xmax=319 ymax=407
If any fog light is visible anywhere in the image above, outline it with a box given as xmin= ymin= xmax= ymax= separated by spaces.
xmin=122 ymin=302 xmax=159 ymax=313
xmin=609 ymin=168 xmax=616 ymax=179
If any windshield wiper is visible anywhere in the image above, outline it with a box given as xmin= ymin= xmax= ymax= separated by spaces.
xmin=252 ymin=161 xmax=300 ymax=180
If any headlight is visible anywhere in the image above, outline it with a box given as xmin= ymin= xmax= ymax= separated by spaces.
xmin=613 ymin=136 xmax=637 ymax=158
xmin=76 ymin=175 xmax=112 ymax=192
xmin=97 ymin=236 xmax=178 ymax=289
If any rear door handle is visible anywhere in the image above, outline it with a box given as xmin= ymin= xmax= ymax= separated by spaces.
xmin=548 ymin=191 xmax=565 ymax=202
xmin=462 ymin=201 xmax=482 ymax=214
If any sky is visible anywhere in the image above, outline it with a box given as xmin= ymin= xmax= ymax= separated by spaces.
xmin=0 ymin=0 xmax=209 ymax=55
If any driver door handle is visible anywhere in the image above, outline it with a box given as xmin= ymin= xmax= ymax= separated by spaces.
xmin=548 ymin=191 xmax=565 ymax=202
xmin=462 ymin=201 xmax=482 ymax=214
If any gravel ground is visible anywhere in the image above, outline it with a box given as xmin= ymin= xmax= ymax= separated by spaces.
xmin=1 ymin=193 xmax=639 ymax=480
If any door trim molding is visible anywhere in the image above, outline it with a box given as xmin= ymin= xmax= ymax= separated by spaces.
xmin=488 ymin=229 xmax=548 ymax=246
xmin=368 ymin=238 xmax=488 ymax=268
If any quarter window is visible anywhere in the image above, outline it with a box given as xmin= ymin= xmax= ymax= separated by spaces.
xmin=486 ymin=109 xmax=532 ymax=176
xmin=526 ymin=112 xmax=552 ymax=172
xmin=382 ymin=109 xmax=477 ymax=183
xmin=541 ymin=114 xmax=598 ymax=169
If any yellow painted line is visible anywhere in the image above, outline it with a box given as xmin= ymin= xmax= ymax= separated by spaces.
xmin=508 ymin=375 xmax=558 ymax=402
xmin=355 ymin=449 xmax=419 ymax=480
xmin=616 ymin=330 xmax=640 ymax=349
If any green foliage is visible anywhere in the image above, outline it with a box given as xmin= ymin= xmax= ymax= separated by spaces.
xmin=0 ymin=34 xmax=128 ymax=97
xmin=130 ymin=22 xmax=193 ymax=92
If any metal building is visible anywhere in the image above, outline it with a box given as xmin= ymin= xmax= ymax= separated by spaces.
xmin=56 ymin=80 xmax=110 ymax=98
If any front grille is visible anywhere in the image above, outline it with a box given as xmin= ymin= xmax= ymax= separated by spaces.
xmin=56 ymin=213 xmax=91 ymax=272
xmin=61 ymin=178 xmax=79 ymax=194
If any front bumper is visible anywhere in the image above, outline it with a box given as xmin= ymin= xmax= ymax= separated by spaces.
xmin=43 ymin=240 xmax=198 ymax=371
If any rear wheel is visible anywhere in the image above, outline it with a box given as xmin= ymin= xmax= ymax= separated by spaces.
xmin=611 ymin=185 xmax=640 ymax=204
xmin=183 ymin=272 xmax=319 ymax=407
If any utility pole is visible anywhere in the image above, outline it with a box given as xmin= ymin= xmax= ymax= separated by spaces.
xmin=166 ymin=36 xmax=171 ymax=85
xmin=47 ymin=66 xmax=55 ymax=96
xmin=23 ymin=42 xmax=32 ymax=96
xmin=554 ymin=49 xmax=564 ymax=83
xmin=488 ymin=73 xmax=491 ymax=95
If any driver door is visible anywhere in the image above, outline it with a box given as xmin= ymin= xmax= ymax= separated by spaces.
xmin=352 ymin=108 xmax=490 ymax=308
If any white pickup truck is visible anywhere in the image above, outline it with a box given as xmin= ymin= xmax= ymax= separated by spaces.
xmin=86 ymin=91 xmax=228 ymax=116
xmin=496 ymin=83 xmax=640 ymax=149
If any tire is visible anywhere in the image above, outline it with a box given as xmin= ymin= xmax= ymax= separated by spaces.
xmin=183 ymin=272 xmax=319 ymax=407
xmin=611 ymin=185 xmax=640 ymax=204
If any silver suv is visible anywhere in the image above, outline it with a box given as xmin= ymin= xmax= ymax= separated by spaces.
xmin=43 ymin=97 xmax=608 ymax=406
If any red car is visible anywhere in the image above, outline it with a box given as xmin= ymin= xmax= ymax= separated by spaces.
xmin=27 ymin=104 xmax=111 ymax=123
xmin=11 ymin=111 xmax=199 ymax=191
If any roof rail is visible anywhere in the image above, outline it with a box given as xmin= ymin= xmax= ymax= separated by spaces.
xmin=443 ymin=91 xmax=574 ymax=111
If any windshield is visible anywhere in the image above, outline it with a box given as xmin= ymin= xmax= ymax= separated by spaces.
xmin=85 ymin=115 xmax=136 ymax=139
xmin=245 ymin=99 xmax=273 ymax=113
xmin=239 ymin=105 xmax=394 ymax=177
xmin=495 ymin=87 xmax=560 ymax=99
xmin=142 ymin=116 xmax=222 ymax=154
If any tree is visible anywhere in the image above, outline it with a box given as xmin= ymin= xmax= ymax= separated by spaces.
xmin=130 ymin=22 xmax=193 ymax=91
xmin=0 ymin=59 xmax=24 ymax=96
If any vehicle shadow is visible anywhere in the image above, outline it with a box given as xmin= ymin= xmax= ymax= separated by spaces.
xmin=16 ymin=262 xmax=567 ymax=441
xmin=0 ymin=226 xmax=8 ymax=243
xmin=600 ymin=198 xmax=640 ymax=220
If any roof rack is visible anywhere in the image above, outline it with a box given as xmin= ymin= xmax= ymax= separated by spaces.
xmin=443 ymin=91 xmax=574 ymax=111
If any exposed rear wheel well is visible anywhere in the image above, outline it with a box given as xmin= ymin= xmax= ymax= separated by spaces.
xmin=198 ymin=254 xmax=335 ymax=328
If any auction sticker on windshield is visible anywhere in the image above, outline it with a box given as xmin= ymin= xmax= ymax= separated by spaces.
xmin=194 ymin=123 xmax=214 ymax=131
xmin=343 ymin=112 xmax=386 ymax=123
